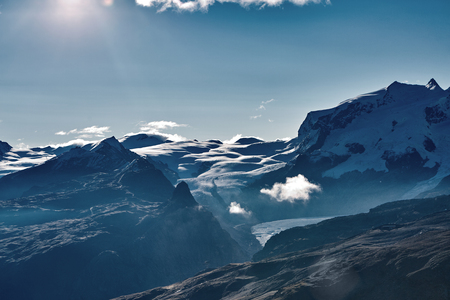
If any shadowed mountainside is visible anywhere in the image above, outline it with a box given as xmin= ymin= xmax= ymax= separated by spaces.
xmin=112 ymin=208 xmax=450 ymax=300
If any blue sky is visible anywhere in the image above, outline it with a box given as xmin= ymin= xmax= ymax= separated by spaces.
xmin=1 ymin=0 xmax=449 ymax=148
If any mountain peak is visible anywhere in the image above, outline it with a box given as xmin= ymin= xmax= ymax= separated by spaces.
xmin=169 ymin=181 xmax=198 ymax=208
xmin=91 ymin=136 xmax=123 ymax=152
xmin=426 ymin=78 xmax=442 ymax=91
xmin=0 ymin=140 xmax=12 ymax=156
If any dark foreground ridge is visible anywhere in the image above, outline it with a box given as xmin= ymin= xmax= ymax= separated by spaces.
xmin=113 ymin=208 xmax=450 ymax=300
xmin=254 ymin=195 xmax=450 ymax=261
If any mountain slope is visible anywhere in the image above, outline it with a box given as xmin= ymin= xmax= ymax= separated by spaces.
xmin=254 ymin=195 xmax=450 ymax=261
xmin=0 ymin=137 xmax=249 ymax=300
xmin=113 ymin=207 xmax=450 ymax=300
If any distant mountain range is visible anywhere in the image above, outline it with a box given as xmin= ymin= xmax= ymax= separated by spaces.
xmin=1 ymin=79 xmax=450 ymax=300
xmin=2 ymin=79 xmax=450 ymax=221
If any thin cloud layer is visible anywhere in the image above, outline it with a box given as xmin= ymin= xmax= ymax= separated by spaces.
xmin=261 ymin=174 xmax=321 ymax=203
xmin=55 ymin=126 xmax=111 ymax=139
xmin=136 ymin=0 xmax=329 ymax=12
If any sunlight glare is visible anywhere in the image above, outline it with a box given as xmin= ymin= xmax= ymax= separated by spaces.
xmin=53 ymin=0 xmax=99 ymax=20
xmin=102 ymin=0 xmax=114 ymax=7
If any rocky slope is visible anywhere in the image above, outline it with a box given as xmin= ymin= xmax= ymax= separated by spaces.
xmin=113 ymin=207 xmax=450 ymax=300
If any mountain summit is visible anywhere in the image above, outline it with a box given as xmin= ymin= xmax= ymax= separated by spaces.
xmin=169 ymin=181 xmax=198 ymax=208
xmin=0 ymin=140 xmax=12 ymax=157
xmin=426 ymin=78 xmax=442 ymax=91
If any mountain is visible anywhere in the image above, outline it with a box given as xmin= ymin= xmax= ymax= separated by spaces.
xmin=254 ymin=194 xmax=450 ymax=261
xmin=0 ymin=137 xmax=139 ymax=200
xmin=238 ymin=79 xmax=450 ymax=221
xmin=0 ymin=137 xmax=249 ymax=300
xmin=0 ymin=141 xmax=56 ymax=177
xmin=113 ymin=200 xmax=450 ymax=300
xmin=0 ymin=140 xmax=12 ymax=157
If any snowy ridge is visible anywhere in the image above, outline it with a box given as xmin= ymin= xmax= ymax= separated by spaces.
xmin=0 ymin=147 xmax=55 ymax=177
xmin=133 ymin=137 xmax=298 ymax=204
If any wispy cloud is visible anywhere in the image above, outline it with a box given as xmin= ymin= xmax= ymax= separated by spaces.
xmin=262 ymin=99 xmax=275 ymax=105
xmin=55 ymin=126 xmax=111 ymax=138
xmin=254 ymin=98 xmax=276 ymax=119
xmin=260 ymin=174 xmax=321 ymax=203
xmin=228 ymin=202 xmax=252 ymax=216
xmin=136 ymin=0 xmax=329 ymax=12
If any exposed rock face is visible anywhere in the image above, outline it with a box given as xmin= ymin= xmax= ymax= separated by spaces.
xmin=113 ymin=208 xmax=450 ymax=300
xmin=0 ymin=137 xmax=249 ymax=300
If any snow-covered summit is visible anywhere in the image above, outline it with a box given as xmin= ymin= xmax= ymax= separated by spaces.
xmin=295 ymin=79 xmax=450 ymax=199
xmin=52 ymin=136 xmax=138 ymax=172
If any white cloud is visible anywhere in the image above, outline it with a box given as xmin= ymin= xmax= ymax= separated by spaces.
xmin=135 ymin=120 xmax=188 ymax=142
xmin=223 ymin=134 xmax=242 ymax=144
xmin=228 ymin=202 xmax=252 ymax=216
xmin=250 ymin=115 xmax=262 ymax=120
xmin=54 ymin=126 xmax=111 ymax=138
xmin=136 ymin=0 xmax=329 ymax=12
xmin=260 ymin=174 xmax=321 ymax=203
xmin=15 ymin=142 xmax=29 ymax=150
xmin=257 ymin=105 xmax=266 ymax=110
xmin=139 ymin=120 xmax=187 ymax=131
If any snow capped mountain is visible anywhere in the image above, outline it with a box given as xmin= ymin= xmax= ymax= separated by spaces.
xmin=236 ymin=79 xmax=450 ymax=221
xmin=133 ymin=137 xmax=298 ymax=220
xmin=2 ymin=79 xmax=449 ymax=222
xmin=296 ymin=79 xmax=450 ymax=198
xmin=0 ymin=137 xmax=141 ymax=200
